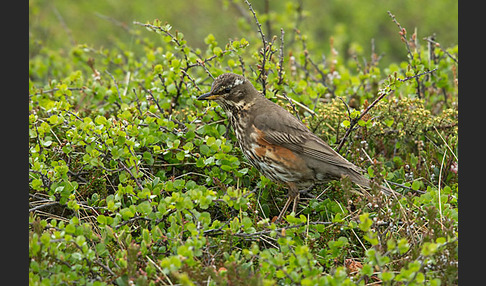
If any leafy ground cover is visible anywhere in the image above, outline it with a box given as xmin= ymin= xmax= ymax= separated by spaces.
xmin=29 ymin=1 xmax=458 ymax=285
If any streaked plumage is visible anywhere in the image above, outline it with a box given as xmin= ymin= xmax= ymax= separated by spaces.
xmin=198 ymin=73 xmax=398 ymax=221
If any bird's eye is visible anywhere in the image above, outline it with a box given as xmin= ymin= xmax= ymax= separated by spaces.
xmin=223 ymin=87 xmax=231 ymax=93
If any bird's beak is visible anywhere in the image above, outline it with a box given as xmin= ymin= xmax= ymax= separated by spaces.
xmin=197 ymin=92 xmax=218 ymax=101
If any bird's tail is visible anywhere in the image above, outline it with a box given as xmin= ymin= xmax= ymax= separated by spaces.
xmin=376 ymin=183 xmax=401 ymax=197
xmin=347 ymin=172 xmax=401 ymax=197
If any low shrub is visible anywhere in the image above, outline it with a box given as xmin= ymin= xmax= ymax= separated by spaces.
xmin=29 ymin=3 xmax=457 ymax=285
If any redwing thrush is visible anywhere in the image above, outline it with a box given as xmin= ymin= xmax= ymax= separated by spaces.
xmin=198 ymin=73 xmax=398 ymax=222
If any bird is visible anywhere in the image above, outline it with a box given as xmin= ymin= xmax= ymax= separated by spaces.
xmin=198 ymin=73 xmax=398 ymax=222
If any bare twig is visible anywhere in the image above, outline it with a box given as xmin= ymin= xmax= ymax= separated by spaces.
xmin=94 ymin=259 xmax=117 ymax=277
xmin=114 ymin=215 xmax=152 ymax=229
xmin=132 ymin=88 xmax=143 ymax=116
xmin=95 ymin=12 xmax=131 ymax=32
xmin=387 ymin=11 xmax=413 ymax=59
xmin=120 ymin=162 xmax=143 ymax=190
xmin=388 ymin=11 xmax=428 ymax=98
xmin=52 ymin=6 xmax=76 ymax=46
xmin=336 ymin=90 xmax=395 ymax=152
xmin=141 ymin=85 xmax=164 ymax=115
xmin=106 ymin=70 xmax=122 ymax=108
xmin=337 ymin=68 xmax=437 ymax=152
xmin=30 ymin=87 xmax=84 ymax=99
xmin=433 ymin=126 xmax=458 ymax=161
xmin=337 ymin=97 xmax=352 ymax=119
xmin=146 ymin=255 xmax=174 ymax=285
xmin=307 ymin=53 xmax=335 ymax=97
xmin=29 ymin=201 xmax=59 ymax=212
xmin=204 ymin=220 xmax=334 ymax=238
xmin=244 ymin=0 xmax=269 ymax=95
xmin=181 ymin=69 xmax=202 ymax=92
xmin=423 ymin=37 xmax=458 ymax=64
xmin=277 ymin=28 xmax=285 ymax=85
xmin=397 ymin=68 xmax=438 ymax=83
xmin=229 ymin=0 xmax=253 ymax=26
xmin=280 ymin=93 xmax=301 ymax=121
xmin=133 ymin=21 xmax=190 ymax=61
xmin=274 ymin=94 xmax=315 ymax=116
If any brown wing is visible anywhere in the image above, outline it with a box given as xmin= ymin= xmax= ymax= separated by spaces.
xmin=252 ymin=102 xmax=361 ymax=172
xmin=251 ymin=99 xmax=399 ymax=196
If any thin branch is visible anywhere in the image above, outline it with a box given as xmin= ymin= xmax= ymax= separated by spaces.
xmin=244 ymin=0 xmax=268 ymax=95
xmin=244 ymin=0 xmax=267 ymax=54
xmin=29 ymin=201 xmax=59 ymax=212
xmin=337 ymin=90 xmax=395 ymax=152
xmin=203 ymin=220 xmax=231 ymax=236
xmin=120 ymin=162 xmax=143 ymax=191
xmin=106 ymin=70 xmax=122 ymax=108
xmin=114 ymin=215 xmax=152 ymax=229
xmin=141 ymin=85 xmax=164 ymax=115
xmin=397 ymin=68 xmax=438 ymax=83
xmin=423 ymin=37 xmax=458 ymax=64
xmin=133 ymin=21 xmax=190 ymax=62
xmin=336 ymin=68 xmax=437 ymax=152
xmin=181 ymin=69 xmax=202 ymax=92
xmin=279 ymin=93 xmax=301 ymax=121
xmin=52 ymin=6 xmax=76 ymax=46
xmin=337 ymin=96 xmax=352 ymax=119
xmin=274 ymin=94 xmax=315 ymax=116
xmin=307 ymin=54 xmax=335 ymax=97
xmin=132 ymin=88 xmax=143 ymax=116
xmin=388 ymin=11 xmax=428 ymax=98
xmin=433 ymin=126 xmax=458 ymax=161
xmin=94 ymin=258 xmax=116 ymax=276
xmin=387 ymin=11 xmax=413 ymax=59
xmin=277 ymin=28 xmax=285 ymax=86
xmin=146 ymin=255 xmax=174 ymax=286
xmin=30 ymin=87 xmax=84 ymax=97
xmin=204 ymin=220 xmax=335 ymax=238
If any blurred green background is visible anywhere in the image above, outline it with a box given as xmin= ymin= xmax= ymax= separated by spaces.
xmin=29 ymin=0 xmax=457 ymax=67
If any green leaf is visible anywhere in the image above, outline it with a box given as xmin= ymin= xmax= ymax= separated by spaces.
xmin=350 ymin=110 xmax=361 ymax=119
xmin=120 ymin=208 xmax=135 ymax=220
xmin=199 ymin=144 xmax=210 ymax=155
xmin=398 ymin=238 xmax=410 ymax=254
xmin=385 ymin=118 xmax=394 ymax=127
xmin=40 ymin=232 xmax=51 ymax=245
xmin=176 ymin=151 xmax=185 ymax=161
xmin=95 ymin=115 xmax=107 ymax=126
xmin=379 ymin=271 xmax=395 ymax=282
xmin=65 ymin=223 xmax=76 ymax=234
xmin=213 ymin=47 xmax=223 ymax=56
xmin=421 ymin=242 xmax=439 ymax=256
xmin=411 ymin=180 xmax=422 ymax=191
xmin=359 ymin=213 xmax=372 ymax=232
xmin=48 ymin=114 xmax=59 ymax=124
xmin=367 ymin=166 xmax=374 ymax=178
xmin=361 ymin=264 xmax=373 ymax=276
xmin=97 ymin=215 xmax=107 ymax=225
xmin=143 ymin=151 xmax=154 ymax=164
xmin=137 ymin=201 xmax=153 ymax=216
xmin=237 ymin=168 xmax=249 ymax=176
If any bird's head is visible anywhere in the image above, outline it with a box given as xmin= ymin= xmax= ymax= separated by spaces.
xmin=197 ymin=73 xmax=258 ymax=112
